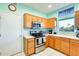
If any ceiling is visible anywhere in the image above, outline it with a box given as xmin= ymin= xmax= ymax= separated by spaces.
xmin=25 ymin=3 xmax=72 ymax=14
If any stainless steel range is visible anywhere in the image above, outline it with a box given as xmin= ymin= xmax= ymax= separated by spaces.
xmin=30 ymin=31 xmax=45 ymax=53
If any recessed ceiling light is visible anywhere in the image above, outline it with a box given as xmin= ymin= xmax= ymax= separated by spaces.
xmin=48 ymin=4 xmax=52 ymax=8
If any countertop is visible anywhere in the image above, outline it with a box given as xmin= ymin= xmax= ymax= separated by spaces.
xmin=24 ymin=35 xmax=35 ymax=39
xmin=45 ymin=34 xmax=79 ymax=40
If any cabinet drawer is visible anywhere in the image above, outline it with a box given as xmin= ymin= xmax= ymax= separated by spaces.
xmin=28 ymin=47 xmax=35 ymax=55
xmin=61 ymin=39 xmax=69 ymax=42
xmin=70 ymin=39 xmax=79 ymax=43
xmin=28 ymin=39 xmax=34 ymax=42
xmin=28 ymin=42 xmax=34 ymax=48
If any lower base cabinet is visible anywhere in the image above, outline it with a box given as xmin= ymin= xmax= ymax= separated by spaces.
xmin=45 ymin=36 xmax=49 ymax=48
xmin=46 ymin=36 xmax=70 ymax=55
xmin=24 ymin=37 xmax=35 ymax=56
xmin=46 ymin=35 xmax=79 ymax=56
xmin=49 ymin=36 xmax=55 ymax=48
xmin=61 ymin=38 xmax=70 ymax=55
xmin=45 ymin=36 xmax=54 ymax=48
xmin=54 ymin=37 xmax=61 ymax=51
xmin=70 ymin=39 xmax=79 ymax=56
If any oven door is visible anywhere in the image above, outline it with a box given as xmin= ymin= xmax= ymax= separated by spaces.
xmin=35 ymin=37 xmax=45 ymax=47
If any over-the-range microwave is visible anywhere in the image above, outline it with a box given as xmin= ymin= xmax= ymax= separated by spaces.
xmin=32 ymin=22 xmax=42 ymax=28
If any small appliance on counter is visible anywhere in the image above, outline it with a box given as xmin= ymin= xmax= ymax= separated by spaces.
xmin=76 ymin=28 xmax=79 ymax=37
xmin=53 ymin=32 xmax=57 ymax=34
xmin=76 ymin=33 xmax=79 ymax=37
xmin=47 ymin=29 xmax=52 ymax=34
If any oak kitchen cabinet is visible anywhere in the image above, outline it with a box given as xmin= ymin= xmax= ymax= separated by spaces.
xmin=32 ymin=16 xmax=38 ymax=22
xmin=45 ymin=36 xmax=50 ymax=48
xmin=45 ymin=35 xmax=79 ymax=56
xmin=24 ymin=13 xmax=56 ymax=29
xmin=24 ymin=37 xmax=35 ymax=56
xmin=24 ymin=14 xmax=42 ymax=28
xmin=45 ymin=35 xmax=70 ymax=55
xmin=43 ymin=18 xmax=56 ymax=29
xmin=75 ymin=11 xmax=79 ymax=28
xmin=61 ymin=38 xmax=70 ymax=55
xmin=70 ymin=39 xmax=79 ymax=56
xmin=49 ymin=36 xmax=55 ymax=48
xmin=45 ymin=35 xmax=55 ymax=48
xmin=49 ymin=18 xmax=57 ymax=28
xmin=24 ymin=13 xmax=33 ymax=28
xmin=37 ymin=16 xmax=42 ymax=22
xmin=54 ymin=37 xmax=61 ymax=51
xmin=32 ymin=16 xmax=42 ymax=22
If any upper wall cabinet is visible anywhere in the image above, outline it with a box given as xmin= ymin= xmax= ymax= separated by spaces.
xmin=32 ymin=16 xmax=38 ymax=22
xmin=37 ymin=17 xmax=42 ymax=22
xmin=24 ymin=13 xmax=42 ymax=28
xmin=24 ymin=13 xmax=57 ymax=29
xmin=24 ymin=13 xmax=33 ymax=28
xmin=42 ymin=17 xmax=57 ymax=29
xmin=32 ymin=16 xmax=42 ymax=22
xmin=75 ymin=11 xmax=79 ymax=29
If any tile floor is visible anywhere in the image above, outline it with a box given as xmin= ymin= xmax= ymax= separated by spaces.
xmin=14 ymin=48 xmax=65 ymax=56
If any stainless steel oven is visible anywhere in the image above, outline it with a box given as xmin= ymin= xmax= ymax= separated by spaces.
xmin=35 ymin=37 xmax=45 ymax=48
xmin=30 ymin=31 xmax=45 ymax=53
xmin=35 ymin=37 xmax=45 ymax=53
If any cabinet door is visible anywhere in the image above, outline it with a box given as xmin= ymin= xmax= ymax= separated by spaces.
xmin=24 ymin=13 xmax=32 ymax=28
xmin=45 ymin=36 xmax=50 ymax=48
xmin=61 ymin=38 xmax=70 ymax=55
xmin=49 ymin=36 xmax=55 ymax=48
xmin=42 ymin=18 xmax=56 ymax=29
xmin=54 ymin=37 xmax=61 ymax=50
xmin=70 ymin=40 xmax=79 ymax=56
xmin=43 ymin=19 xmax=52 ymax=29
xmin=24 ymin=37 xmax=27 ymax=55
xmin=75 ymin=11 xmax=79 ymax=28
xmin=27 ymin=47 xmax=35 ymax=55
xmin=49 ymin=18 xmax=56 ymax=28
xmin=42 ymin=19 xmax=48 ymax=28
xmin=32 ymin=16 xmax=37 ymax=22
xmin=37 ymin=17 xmax=42 ymax=22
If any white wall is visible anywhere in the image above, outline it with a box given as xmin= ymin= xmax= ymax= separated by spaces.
xmin=0 ymin=12 xmax=22 ymax=56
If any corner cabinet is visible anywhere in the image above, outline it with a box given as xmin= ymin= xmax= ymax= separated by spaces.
xmin=23 ymin=13 xmax=33 ymax=28
xmin=45 ymin=36 xmax=50 ymax=48
xmin=75 ymin=11 xmax=79 ymax=28
xmin=45 ymin=36 xmax=55 ymax=48
xmin=45 ymin=35 xmax=70 ymax=55
xmin=43 ymin=17 xmax=56 ymax=29
xmin=49 ymin=36 xmax=55 ymax=48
